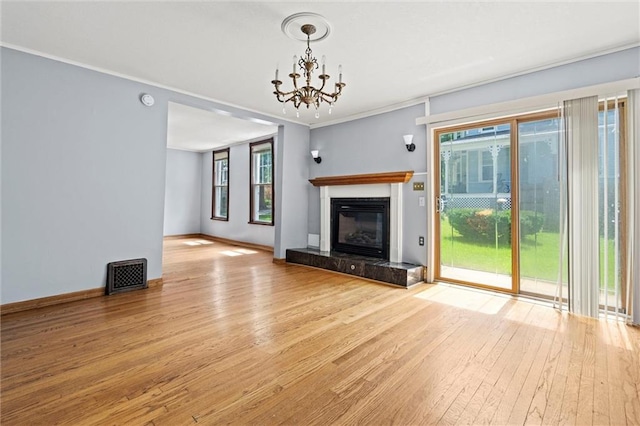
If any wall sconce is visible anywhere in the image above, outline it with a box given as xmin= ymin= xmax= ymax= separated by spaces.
xmin=404 ymin=134 xmax=415 ymax=152
xmin=311 ymin=150 xmax=322 ymax=164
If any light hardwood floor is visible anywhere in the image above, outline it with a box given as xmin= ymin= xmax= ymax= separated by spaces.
xmin=2 ymin=236 xmax=639 ymax=425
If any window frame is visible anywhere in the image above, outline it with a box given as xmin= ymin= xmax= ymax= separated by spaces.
xmin=249 ymin=138 xmax=274 ymax=226
xmin=479 ymin=150 xmax=493 ymax=182
xmin=211 ymin=148 xmax=230 ymax=221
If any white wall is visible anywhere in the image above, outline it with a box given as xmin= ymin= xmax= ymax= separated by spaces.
xmin=200 ymin=142 xmax=275 ymax=247
xmin=163 ymin=148 xmax=202 ymax=236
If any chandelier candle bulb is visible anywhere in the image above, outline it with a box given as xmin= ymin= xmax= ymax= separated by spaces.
xmin=272 ymin=19 xmax=346 ymax=113
xmin=338 ymin=64 xmax=342 ymax=83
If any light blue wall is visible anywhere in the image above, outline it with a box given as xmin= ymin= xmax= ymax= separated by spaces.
xmin=309 ymin=104 xmax=427 ymax=265
xmin=274 ymin=124 xmax=311 ymax=258
xmin=200 ymin=141 xmax=276 ymax=247
xmin=430 ymin=47 xmax=640 ymax=115
xmin=164 ymin=148 xmax=202 ymax=236
xmin=5 ymin=45 xmax=635 ymax=303
xmin=1 ymin=47 xmax=168 ymax=303
xmin=307 ymin=48 xmax=640 ymax=268
xmin=1 ymin=47 xmax=309 ymax=303
xmin=199 ymin=122 xmax=310 ymax=255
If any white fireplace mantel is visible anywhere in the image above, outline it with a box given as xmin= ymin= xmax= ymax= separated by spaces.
xmin=310 ymin=171 xmax=413 ymax=263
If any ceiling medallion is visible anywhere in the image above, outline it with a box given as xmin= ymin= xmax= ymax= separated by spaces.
xmin=271 ymin=13 xmax=345 ymax=119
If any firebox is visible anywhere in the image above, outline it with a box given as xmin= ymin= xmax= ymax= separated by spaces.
xmin=331 ymin=197 xmax=390 ymax=259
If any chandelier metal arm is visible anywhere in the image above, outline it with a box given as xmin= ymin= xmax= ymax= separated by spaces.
xmin=271 ymin=22 xmax=345 ymax=114
xmin=318 ymin=82 xmax=345 ymax=102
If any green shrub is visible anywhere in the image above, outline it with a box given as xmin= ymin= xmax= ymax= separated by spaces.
xmin=520 ymin=210 xmax=545 ymax=236
xmin=446 ymin=208 xmax=543 ymax=245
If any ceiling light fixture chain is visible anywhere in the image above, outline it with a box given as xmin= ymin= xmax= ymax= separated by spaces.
xmin=272 ymin=21 xmax=345 ymax=118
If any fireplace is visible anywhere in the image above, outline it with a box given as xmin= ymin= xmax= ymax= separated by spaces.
xmin=331 ymin=198 xmax=390 ymax=259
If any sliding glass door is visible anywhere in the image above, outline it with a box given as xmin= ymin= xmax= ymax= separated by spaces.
xmin=436 ymin=122 xmax=515 ymax=292
xmin=434 ymin=102 xmax=626 ymax=307
xmin=517 ymin=114 xmax=566 ymax=298
xmin=599 ymin=100 xmax=625 ymax=314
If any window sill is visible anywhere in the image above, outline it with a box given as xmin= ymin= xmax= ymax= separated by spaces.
xmin=248 ymin=221 xmax=274 ymax=227
xmin=210 ymin=217 xmax=229 ymax=222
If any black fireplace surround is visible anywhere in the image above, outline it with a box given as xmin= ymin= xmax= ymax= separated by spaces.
xmin=331 ymin=197 xmax=390 ymax=260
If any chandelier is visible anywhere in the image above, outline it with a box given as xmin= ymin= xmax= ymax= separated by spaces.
xmin=271 ymin=23 xmax=345 ymax=118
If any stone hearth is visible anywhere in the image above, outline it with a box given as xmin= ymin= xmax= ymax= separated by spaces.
xmin=286 ymin=248 xmax=423 ymax=288
xmin=288 ymin=171 xmax=423 ymax=287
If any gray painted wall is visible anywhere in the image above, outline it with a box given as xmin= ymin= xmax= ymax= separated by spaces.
xmin=164 ymin=148 xmax=202 ymax=236
xmin=309 ymin=104 xmax=427 ymax=265
xmin=307 ymin=48 xmax=640 ymax=268
xmin=1 ymin=47 xmax=309 ymax=304
xmin=430 ymin=47 xmax=640 ymax=115
xmin=5 ymin=45 xmax=633 ymax=304
xmin=1 ymin=47 xmax=167 ymax=303
xmin=274 ymin=123 xmax=311 ymax=259
xmin=200 ymin=142 xmax=275 ymax=247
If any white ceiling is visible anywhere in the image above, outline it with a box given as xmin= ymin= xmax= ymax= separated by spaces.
xmin=2 ymin=1 xmax=639 ymax=150
xmin=167 ymin=102 xmax=277 ymax=152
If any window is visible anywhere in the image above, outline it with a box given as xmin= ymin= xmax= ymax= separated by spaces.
xmin=480 ymin=150 xmax=493 ymax=182
xmin=249 ymin=139 xmax=274 ymax=225
xmin=212 ymin=148 xmax=229 ymax=220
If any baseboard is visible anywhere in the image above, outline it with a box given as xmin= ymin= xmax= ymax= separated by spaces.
xmin=148 ymin=278 xmax=163 ymax=288
xmin=1 ymin=278 xmax=164 ymax=315
xmin=272 ymin=258 xmax=286 ymax=265
xmin=1 ymin=288 xmax=104 ymax=315
xmin=196 ymin=234 xmax=274 ymax=253
xmin=163 ymin=233 xmax=202 ymax=239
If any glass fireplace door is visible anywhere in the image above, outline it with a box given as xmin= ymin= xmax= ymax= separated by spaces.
xmin=331 ymin=198 xmax=390 ymax=259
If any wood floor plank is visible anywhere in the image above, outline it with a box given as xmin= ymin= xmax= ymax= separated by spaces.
xmin=2 ymin=236 xmax=639 ymax=425
xmin=592 ymin=320 xmax=610 ymax=426
xmin=435 ymin=300 xmax=522 ymax=425
xmin=523 ymin=312 xmax=567 ymax=425
xmin=506 ymin=308 xmax=559 ymax=425
xmin=470 ymin=302 xmax=546 ymax=424
xmin=541 ymin=311 xmax=579 ymax=425
xmin=449 ymin=300 xmax=535 ymax=425
xmin=609 ymin=322 xmax=640 ymax=425
xmin=348 ymin=295 xmax=506 ymax=425
xmin=383 ymin=296 xmax=520 ymax=425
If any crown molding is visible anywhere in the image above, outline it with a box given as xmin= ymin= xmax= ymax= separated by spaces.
xmin=0 ymin=43 xmax=308 ymax=129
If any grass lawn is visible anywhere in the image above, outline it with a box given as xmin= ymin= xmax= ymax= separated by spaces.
xmin=440 ymin=216 xmax=618 ymax=286
xmin=258 ymin=213 xmax=272 ymax=222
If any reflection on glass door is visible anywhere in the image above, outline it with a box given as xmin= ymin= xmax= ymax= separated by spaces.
xmin=518 ymin=115 xmax=566 ymax=297
xmin=435 ymin=102 xmax=626 ymax=305
xmin=436 ymin=123 xmax=514 ymax=291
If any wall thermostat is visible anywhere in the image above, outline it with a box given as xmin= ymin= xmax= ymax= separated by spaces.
xmin=140 ymin=93 xmax=155 ymax=107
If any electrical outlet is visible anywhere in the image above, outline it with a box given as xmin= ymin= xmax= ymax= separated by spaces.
xmin=419 ymin=236 xmax=425 ymax=246
xmin=419 ymin=196 xmax=425 ymax=207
